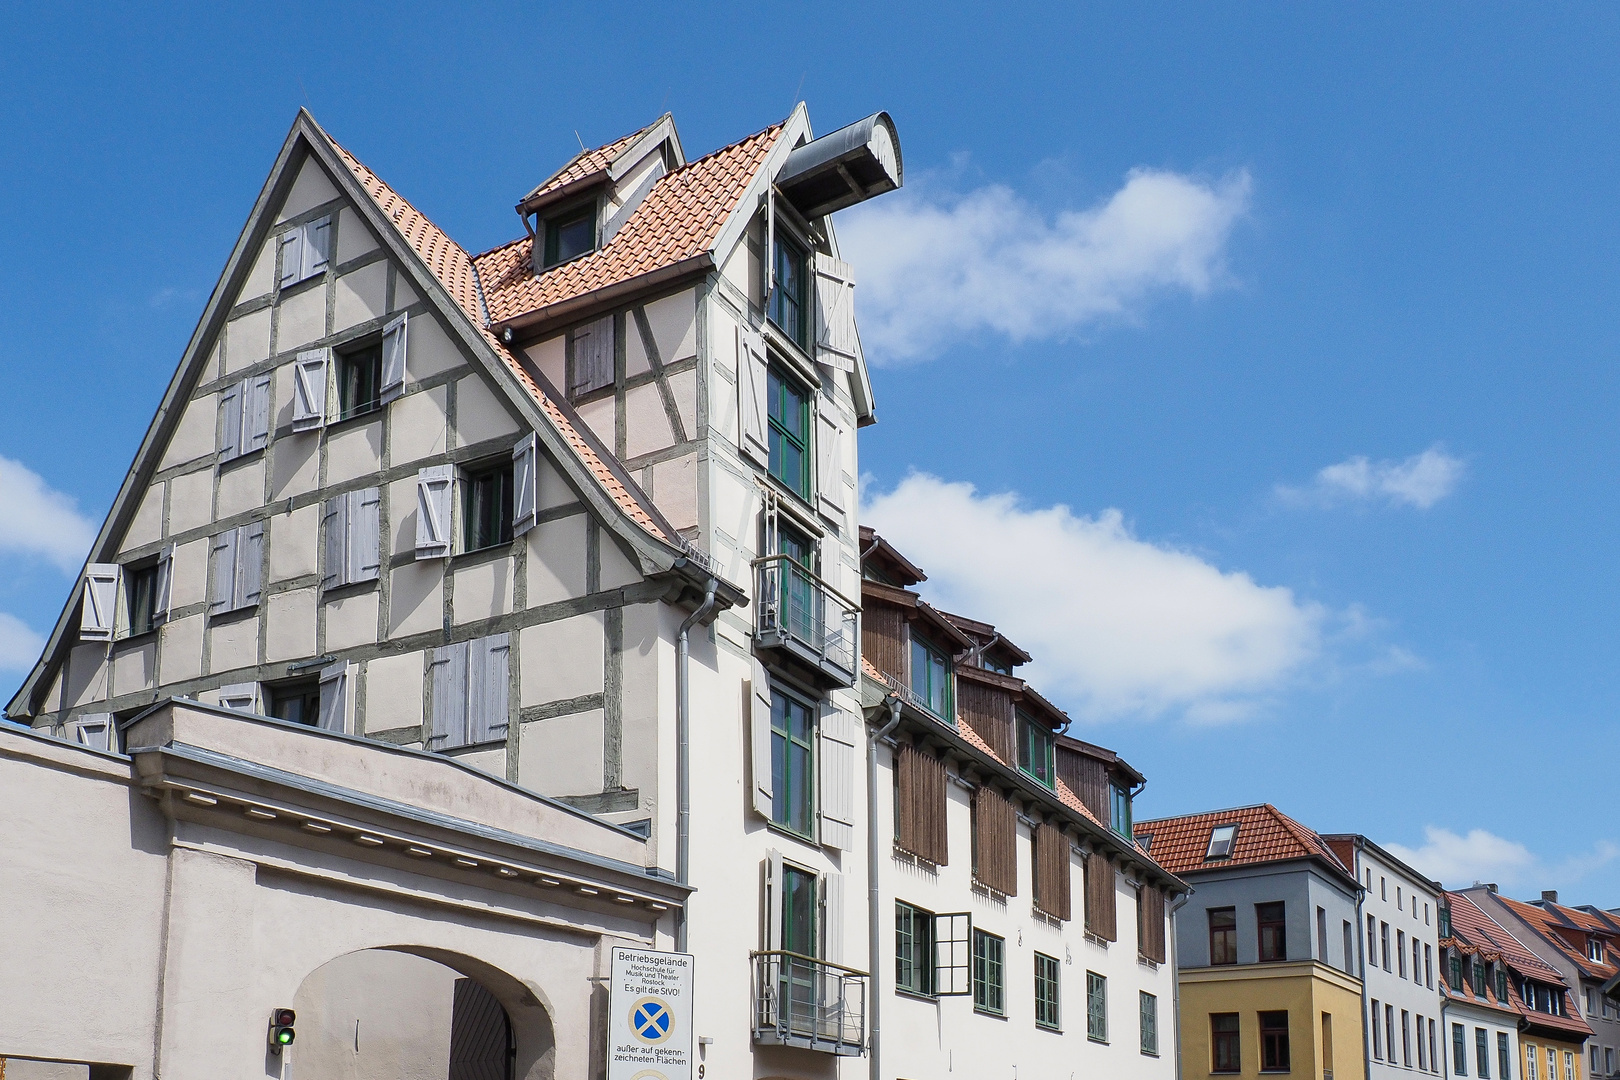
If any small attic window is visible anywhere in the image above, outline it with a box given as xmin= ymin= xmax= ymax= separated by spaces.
xmin=542 ymin=205 xmax=595 ymax=268
xmin=1206 ymin=824 xmax=1239 ymax=861
xmin=1138 ymin=833 xmax=1153 ymax=853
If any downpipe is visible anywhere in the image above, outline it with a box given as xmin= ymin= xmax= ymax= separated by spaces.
xmin=868 ymin=693 xmax=903 ymax=1080
xmin=674 ymin=577 xmax=719 ymax=953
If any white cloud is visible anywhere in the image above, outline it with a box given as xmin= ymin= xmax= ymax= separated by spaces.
xmin=838 ymin=166 xmax=1251 ymax=361
xmin=1387 ymin=827 xmax=1620 ymax=891
xmin=862 ymin=473 xmax=1321 ymax=721
xmin=0 ymin=455 xmax=97 ymax=573
xmin=1280 ymin=445 xmax=1465 ymax=509
xmin=0 ymin=613 xmax=44 ymax=673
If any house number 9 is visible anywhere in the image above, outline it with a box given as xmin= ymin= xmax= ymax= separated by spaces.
xmin=698 ymin=1067 xmax=705 ymax=1078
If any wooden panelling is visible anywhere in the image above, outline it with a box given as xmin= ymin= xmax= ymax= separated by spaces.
xmin=1056 ymin=744 xmax=1110 ymax=828
xmin=1084 ymin=851 xmax=1117 ymax=940
xmin=1138 ymin=884 xmax=1167 ymax=962
xmin=896 ymin=742 xmax=948 ymax=866
xmin=863 ymin=600 xmax=906 ymax=684
xmin=1033 ymin=823 xmax=1072 ymax=922
xmin=958 ymin=678 xmax=1015 ymax=764
xmin=971 ymin=786 xmax=1018 ymax=896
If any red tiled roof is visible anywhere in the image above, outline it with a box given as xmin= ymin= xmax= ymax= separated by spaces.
xmin=477 ymin=124 xmax=782 ymax=326
xmin=1449 ymin=892 xmax=1567 ymax=983
xmin=521 ymin=125 xmax=650 ymax=205
xmin=1498 ymin=893 xmax=1620 ymax=984
xmin=1132 ymin=804 xmax=1352 ymax=880
xmin=324 ymin=132 xmax=668 ymax=544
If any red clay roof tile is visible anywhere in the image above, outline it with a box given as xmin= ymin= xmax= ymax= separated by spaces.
xmin=1133 ymin=804 xmax=1352 ymax=880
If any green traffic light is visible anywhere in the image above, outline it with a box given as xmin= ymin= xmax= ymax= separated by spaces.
xmin=276 ymin=1030 xmax=294 ymax=1044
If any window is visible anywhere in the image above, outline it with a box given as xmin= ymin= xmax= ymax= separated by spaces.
xmin=1369 ymin=914 xmax=1378 ymax=968
xmin=1317 ymin=907 xmax=1329 ymax=961
xmin=1426 ymin=943 xmax=1434 ymax=989
xmin=769 ymin=231 xmax=808 ymax=349
xmin=1439 ymin=904 xmax=1452 ymax=938
xmin=1323 ymin=1013 xmax=1335 ymax=1080
xmin=765 ymin=367 xmax=811 ymax=498
xmin=973 ymin=930 xmax=1005 ymax=1015
xmin=895 ymin=901 xmax=933 ymax=996
xmin=1567 ymin=1051 xmax=1576 ymax=1080
xmin=1212 ymin=1014 xmax=1241 ymax=1073
xmin=1016 ymin=711 xmax=1055 ymax=788
xmin=1593 ymin=1049 xmax=1601 ymax=1076
xmin=1414 ymin=937 xmax=1422 ymax=984
xmin=781 ymin=863 xmax=817 ymax=959
xmin=770 ymin=688 xmax=815 ymax=838
xmin=1403 ymin=1010 xmax=1412 ymax=1066
xmin=1381 ymin=921 xmax=1391 ymax=971
xmin=278 ymin=214 xmax=330 ymax=287
xmin=1433 ymin=1020 xmax=1441 ymax=1075
xmin=337 ymin=342 xmax=383 ymax=420
xmin=1591 ymin=938 xmax=1607 ymax=963
xmin=1479 ymin=1028 xmax=1493 ymax=1078
xmin=428 ymin=634 xmax=510 ymax=750
xmin=1387 ymin=1005 xmax=1396 ymax=1068
xmin=208 ymin=521 xmax=264 ymax=616
xmin=1419 ymin=1014 xmax=1429 ymax=1071
xmin=1140 ymin=991 xmax=1158 ymax=1055
xmin=1528 ymin=1044 xmax=1540 ymax=1080
xmin=1110 ymin=782 xmax=1133 ymax=837
xmin=1210 ymin=907 xmax=1238 ymax=965
xmin=322 ymin=487 xmax=381 ymax=590
xmin=1086 ymin=971 xmax=1107 ymax=1043
xmin=1456 ymin=1024 xmax=1470 ymax=1076
xmin=909 ymin=632 xmax=952 ymax=719
xmin=1258 ymin=902 xmax=1287 ymax=962
xmin=1399 ymin=886 xmax=1404 ymax=907
xmin=1260 ymin=1011 xmax=1291 ymax=1072
xmin=1399 ymin=929 xmax=1407 ymax=977
xmin=1382 ymin=876 xmax=1388 ymax=901
xmin=126 ymin=562 xmax=161 ymax=636
xmin=1474 ymin=960 xmax=1487 ymax=998
xmin=1034 ymin=952 xmax=1061 ymax=1031
xmin=1372 ymin=999 xmax=1383 ymax=1059
xmin=1590 ymin=989 xmax=1600 ymax=1016
xmin=267 ymin=679 xmax=320 ymax=726
xmin=461 ymin=459 xmax=514 ymax=553
xmin=1604 ymin=1047 xmax=1612 ymax=1076
xmin=1207 ymin=823 xmax=1239 ymax=860
xmin=1345 ymin=922 xmax=1355 ymax=975
xmin=542 ymin=205 xmax=595 ymax=268
xmin=1451 ymin=951 xmax=1464 ymax=991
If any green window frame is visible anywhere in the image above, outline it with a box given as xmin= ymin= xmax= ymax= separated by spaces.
xmin=542 ymin=205 xmax=595 ymax=268
xmin=895 ymin=901 xmax=934 ymax=996
xmin=1111 ymin=782 xmax=1133 ymax=837
xmin=769 ymin=231 xmax=808 ymax=349
xmin=1034 ymin=952 xmax=1061 ymax=1030
xmin=766 ymin=367 xmax=811 ymax=499
xmin=1450 ymin=953 xmax=1464 ymax=992
xmin=337 ymin=343 xmax=383 ymax=419
xmin=1086 ymin=970 xmax=1108 ymax=1042
xmin=1454 ymin=1023 xmax=1468 ymax=1076
xmin=126 ymin=562 xmax=160 ymax=637
xmin=1140 ymin=991 xmax=1159 ymax=1056
xmin=781 ymin=863 xmax=818 ymax=957
xmin=1016 ymin=711 xmax=1055 ymax=788
xmin=770 ymin=688 xmax=815 ymax=838
xmin=461 ymin=460 xmax=514 ymax=553
xmin=973 ymin=929 xmax=1005 ymax=1015
xmin=910 ymin=633 xmax=953 ymax=720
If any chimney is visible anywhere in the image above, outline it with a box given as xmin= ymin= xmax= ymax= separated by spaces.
xmin=1542 ymin=890 xmax=1559 ymax=905
xmin=1486 ymin=883 xmax=1498 ymax=893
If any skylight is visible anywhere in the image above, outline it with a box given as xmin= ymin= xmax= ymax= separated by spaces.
xmin=1206 ymin=824 xmax=1239 ymax=860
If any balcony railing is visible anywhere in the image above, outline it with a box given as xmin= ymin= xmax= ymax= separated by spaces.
xmin=753 ymin=555 xmax=858 ymax=687
xmin=751 ymin=951 xmax=867 ymax=1056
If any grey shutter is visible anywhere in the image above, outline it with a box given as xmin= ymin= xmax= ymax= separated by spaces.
xmin=737 ymin=326 xmax=769 ymax=466
xmin=813 ymin=253 xmax=858 ymax=372
xmin=429 ymin=641 xmax=470 ymax=749
xmin=292 ymin=349 xmax=330 ymax=431
xmin=151 ymin=544 xmax=173 ymax=625
xmin=569 ymin=315 xmax=615 ymax=397
xmin=468 ymin=633 xmax=510 ymax=744
xmin=603 ymin=160 xmax=666 ymax=243
xmin=73 ymin=713 xmax=113 ymax=752
xmin=244 ymin=373 xmax=271 ymax=453
xmin=512 ymin=434 xmax=538 ymax=536
xmin=817 ymin=410 xmax=844 ymax=515
xmin=208 ymin=529 xmax=238 ymax=615
xmin=316 ymin=660 xmax=353 ymax=733
xmin=349 ymin=487 xmax=381 ymax=584
xmin=415 ymin=465 xmax=453 ymax=559
xmin=321 ymin=494 xmax=348 ymax=589
xmin=79 ymin=564 xmax=119 ymax=641
xmin=302 ymin=215 xmax=331 ymax=279
xmin=764 ymin=849 xmax=784 ymax=951
xmin=817 ymin=705 xmax=856 ymax=851
xmin=218 ymin=682 xmax=258 ymax=712
xmin=218 ymin=379 xmax=243 ymax=462
xmin=278 ymin=228 xmax=303 ymax=288
xmin=236 ymin=520 xmax=264 ymax=609
xmin=750 ymin=657 xmax=774 ymax=818
xmin=822 ymin=870 xmax=845 ymax=965
xmin=380 ymin=313 xmax=407 ymax=404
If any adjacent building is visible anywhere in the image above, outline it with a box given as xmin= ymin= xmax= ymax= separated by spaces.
xmin=1136 ymin=804 xmax=1368 ymax=1080
xmin=1438 ymin=891 xmax=1529 ymax=1080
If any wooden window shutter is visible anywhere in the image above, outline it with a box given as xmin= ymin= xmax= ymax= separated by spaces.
xmin=73 ymin=713 xmax=114 ymax=752
xmin=218 ymin=378 xmax=243 ymax=462
xmin=736 ymin=325 xmax=769 ymax=466
xmin=208 ymin=529 xmax=238 ymax=615
xmin=1033 ymin=823 xmax=1072 ymax=922
xmin=278 ymin=228 xmax=303 ymax=289
xmin=896 ymin=742 xmax=948 ymax=865
xmin=316 ymin=660 xmax=354 ymax=734
xmin=468 ymin=633 xmax=510 ymax=744
xmin=151 ymin=544 xmax=173 ymax=626
xmin=816 ymin=410 xmax=844 ymax=516
xmin=322 ymin=494 xmax=349 ymax=589
xmin=763 ymin=849 xmax=784 ymax=951
xmin=749 ymin=657 xmax=773 ymax=818
xmin=971 ymin=785 xmax=1018 ymax=896
xmin=218 ymin=682 xmax=258 ymax=712
xmin=812 ymin=253 xmax=858 ymax=372
xmin=380 ymin=313 xmax=408 ymax=404
xmin=302 ymin=215 xmax=331 ymax=279
xmin=512 ymin=433 xmax=538 ymax=536
xmin=1084 ymin=851 xmax=1118 ymax=940
xmin=817 ymin=705 xmax=857 ymax=851
xmin=347 ymin=488 xmax=381 ymax=585
xmin=821 ymin=870 xmax=845 ymax=964
xmin=292 ymin=349 xmax=330 ymax=431
xmin=415 ymin=465 xmax=453 ymax=559
xmin=1139 ymin=884 xmax=1167 ymax=963
xmin=236 ymin=521 xmax=264 ymax=609
xmin=568 ymin=315 xmax=615 ymax=398
xmin=429 ymin=642 xmax=470 ymax=749
xmin=79 ymin=564 xmax=119 ymax=641
xmin=243 ymin=374 xmax=271 ymax=453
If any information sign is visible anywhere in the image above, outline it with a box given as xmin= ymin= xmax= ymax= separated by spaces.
xmin=608 ymin=946 xmax=694 ymax=1080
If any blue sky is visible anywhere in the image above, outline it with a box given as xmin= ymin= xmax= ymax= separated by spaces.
xmin=2 ymin=3 xmax=1617 ymax=898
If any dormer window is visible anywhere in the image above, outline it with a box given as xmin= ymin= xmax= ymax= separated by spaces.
xmin=542 ymin=204 xmax=596 ymax=268
xmin=1589 ymin=937 xmax=1605 ymax=963
xmin=1015 ymin=711 xmax=1054 ymax=788
xmin=909 ymin=631 xmax=953 ymax=720
xmin=1206 ymin=824 xmax=1239 ymax=860
xmin=1110 ymin=783 xmax=1133 ymax=838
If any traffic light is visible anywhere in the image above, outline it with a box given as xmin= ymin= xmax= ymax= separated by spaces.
xmin=268 ymin=1008 xmax=296 ymax=1053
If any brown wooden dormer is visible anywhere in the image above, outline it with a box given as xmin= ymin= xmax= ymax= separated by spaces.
xmin=1056 ymin=733 xmax=1145 ymax=839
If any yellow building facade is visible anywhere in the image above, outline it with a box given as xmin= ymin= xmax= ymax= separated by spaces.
xmin=1522 ymin=1036 xmax=1585 ymax=1080
xmin=1180 ymin=961 xmax=1367 ymax=1080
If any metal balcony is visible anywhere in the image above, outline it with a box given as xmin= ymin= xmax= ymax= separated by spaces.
xmin=753 ymin=556 xmax=858 ymax=688
xmin=751 ymin=951 xmax=867 ymax=1056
